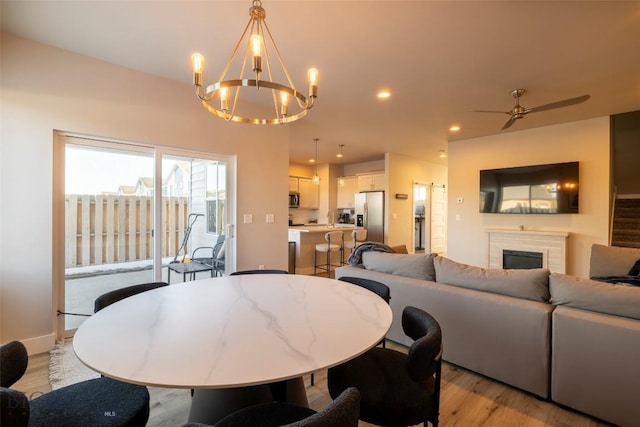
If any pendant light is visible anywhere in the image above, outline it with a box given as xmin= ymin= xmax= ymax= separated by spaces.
xmin=337 ymin=144 xmax=345 ymax=186
xmin=312 ymin=138 xmax=320 ymax=184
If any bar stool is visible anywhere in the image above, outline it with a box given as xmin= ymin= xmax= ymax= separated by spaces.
xmin=342 ymin=228 xmax=368 ymax=265
xmin=314 ymin=230 xmax=344 ymax=276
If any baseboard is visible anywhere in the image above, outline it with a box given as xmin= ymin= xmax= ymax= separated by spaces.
xmin=21 ymin=333 xmax=56 ymax=356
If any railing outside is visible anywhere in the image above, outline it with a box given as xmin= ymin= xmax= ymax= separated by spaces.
xmin=65 ymin=195 xmax=189 ymax=268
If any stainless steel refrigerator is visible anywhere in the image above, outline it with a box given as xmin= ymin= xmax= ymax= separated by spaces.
xmin=354 ymin=191 xmax=385 ymax=243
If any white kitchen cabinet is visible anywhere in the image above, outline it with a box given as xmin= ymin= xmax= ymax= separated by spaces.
xmin=298 ymin=178 xmax=319 ymax=209
xmin=357 ymin=173 xmax=387 ymax=192
xmin=337 ymin=176 xmax=358 ymax=209
xmin=288 ymin=177 xmax=299 ymax=193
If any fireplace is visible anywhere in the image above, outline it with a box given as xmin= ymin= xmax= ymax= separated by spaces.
xmin=502 ymin=249 xmax=543 ymax=270
xmin=487 ymin=229 xmax=569 ymax=273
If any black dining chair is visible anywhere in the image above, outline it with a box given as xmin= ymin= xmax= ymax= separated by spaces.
xmin=327 ymin=306 xmax=443 ymax=427
xmin=310 ymin=276 xmax=391 ymax=387
xmin=0 ymin=340 xmax=150 ymax=427
xmin=338 ymin=277 xmax=391 ymax=339
xmin=94 ymin=281 xmax=169 ymax=313
xmin=182 ymin=386 xmax=360 ymax=427
xmin=230 ymin=269 xmax=289 ymax=275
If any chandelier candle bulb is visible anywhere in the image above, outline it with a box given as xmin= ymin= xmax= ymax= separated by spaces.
xmin=191 ymin=53 xmax=204 ymax=86
xmin=250 ymin=34 xmax=263 ymax=74
xmin=308 ymin=68 xmax=319 ymax=98
xmin=280 ymin=92 xmax=289 ymax=116
xmin=220 ymin=87 xmax=229 ymax=112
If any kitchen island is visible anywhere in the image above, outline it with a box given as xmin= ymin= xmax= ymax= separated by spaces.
xmin=288 ymin=224 xmax=358 ymax=275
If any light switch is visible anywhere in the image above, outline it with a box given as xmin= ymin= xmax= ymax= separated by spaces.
xmin=266 ymin=213 xmax=274 ymax=223
xmin=392 ymin=213 xmax=398 ymax=220
xmin=244 ymin=214 xmax=253 ymax=224
xmin=455 ymin=214 xmax=461 ymax=221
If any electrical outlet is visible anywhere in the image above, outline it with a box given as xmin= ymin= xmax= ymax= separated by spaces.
xmin=266 ymin=213 xmax=274 ymax=223
xmin=258 ymin=264 xmax=265 ymax=270
xmin=243 ymin=214 xmax=253 ymax=224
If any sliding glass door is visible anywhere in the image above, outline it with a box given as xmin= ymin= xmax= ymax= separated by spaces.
xmin=62 ymin=139 xmax=155 ymax=332
xmin=56 ymin=135 xmax=234 ymax=337
xmin=159 ymin=153 xmax=229 ymax=283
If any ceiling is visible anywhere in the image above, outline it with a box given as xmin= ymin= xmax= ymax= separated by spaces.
xmin=2 ymin=1 xmax=640 ymax=167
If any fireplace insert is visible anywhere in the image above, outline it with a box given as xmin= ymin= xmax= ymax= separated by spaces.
xmin=503 ymin=249 xmax=543 ymax=269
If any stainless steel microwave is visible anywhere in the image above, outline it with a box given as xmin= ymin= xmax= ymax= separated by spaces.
xmin=289 ymin=192 xmax=300 ymax=208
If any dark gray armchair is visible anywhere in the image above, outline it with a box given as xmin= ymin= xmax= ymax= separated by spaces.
xmin=0 ymin=340 xmax=150 ymax=427
xmin=328 ymin=306 xmax=443 ymax=427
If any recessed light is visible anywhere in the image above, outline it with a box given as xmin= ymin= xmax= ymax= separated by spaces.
xmin=438 ymin=150 xmax=447 ymax=158
xmin=309 ymin=159 xmax=316 ymax=163
xmin=449 ymin=125 xmax=461 ymax=132
xmin=377 ymin=90 xmax=391 ymax=99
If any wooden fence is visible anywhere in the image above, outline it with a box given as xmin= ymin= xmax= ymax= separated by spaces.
xmin=65 ymin=195 xmax=190 ymax=268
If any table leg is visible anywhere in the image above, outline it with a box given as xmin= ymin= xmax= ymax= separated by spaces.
xmin=188 ymin=385 xmax=273 ymax=424
xmin=270 ymin=377 xmax=308 ymax=407
xmin=188 ymin=378 xmax=308 ymax=424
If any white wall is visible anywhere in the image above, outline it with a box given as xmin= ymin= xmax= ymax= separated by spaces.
xmin=0 ymin=34 xmax=290 ymax=351
xmin=386 ymin=153 xmax=448 ymax=249
xmin=447 ymin=117 xmax=611 ymax=278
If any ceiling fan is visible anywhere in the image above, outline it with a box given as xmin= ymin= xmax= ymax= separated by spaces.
xmin=474 ymin=89 xmax=590 ymax=130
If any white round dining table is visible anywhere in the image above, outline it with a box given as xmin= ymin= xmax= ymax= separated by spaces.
xmin=73 ymin=273 xmax=392 ymax=423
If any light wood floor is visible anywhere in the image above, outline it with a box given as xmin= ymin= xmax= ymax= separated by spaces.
xmin=13 ymin=341 xmax=610 ymax=427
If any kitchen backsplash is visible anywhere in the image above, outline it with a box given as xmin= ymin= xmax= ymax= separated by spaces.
xmin=288 ymin=208 xmax=356 ymax=225
xmin=288 ymin=209 xmax=317 ymax=225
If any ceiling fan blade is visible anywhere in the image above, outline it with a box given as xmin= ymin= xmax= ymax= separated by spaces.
xmin=527 ymin=94 xmax=590 ymax=114
xmin=502 ymin=116 xmax=517 ymax=130
xmin=473 ymin=109 xmax=512 ymax=115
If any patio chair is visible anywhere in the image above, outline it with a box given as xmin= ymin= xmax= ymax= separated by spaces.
xmin=192 ymin=235 xmax=226 ymax=277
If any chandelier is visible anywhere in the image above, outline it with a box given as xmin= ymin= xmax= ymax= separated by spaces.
xmin=190 ymin=0 xmax=319 ymax=125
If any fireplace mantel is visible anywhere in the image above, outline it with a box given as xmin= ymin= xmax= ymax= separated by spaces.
xmin=486 ymin=228 xmax=569 ymax=273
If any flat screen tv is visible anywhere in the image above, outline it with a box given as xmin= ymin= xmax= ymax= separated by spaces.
xmin=479 ymin=161 xmax=579 ymax=214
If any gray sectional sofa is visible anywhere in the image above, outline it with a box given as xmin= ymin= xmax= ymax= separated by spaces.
xmin=335 ymin=244 xmax=640 ymax=427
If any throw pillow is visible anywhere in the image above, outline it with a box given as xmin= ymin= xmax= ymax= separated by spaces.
xmin=362 ymin=251 xmax=437 ymax=281
xmin=628 ymin=258 xmax=640 ymax=276
xmin=550 ymin=273 xmax=640 ymax=320
xmin=390 ymin=245 xmax=409 ymax=254
xmin=433 ymin=256 xmax=550 ymax=302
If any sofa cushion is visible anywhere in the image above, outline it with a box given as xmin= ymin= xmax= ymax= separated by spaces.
xmin=433 ymin=257 xmax=550 ymax=302
xmin=589 ymin=244 xmax=640 ymax=278
xmin=362 ymin=252 xmax=436 ymax=281
xmin=550 ymin=273 xmax=640 ymax=320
